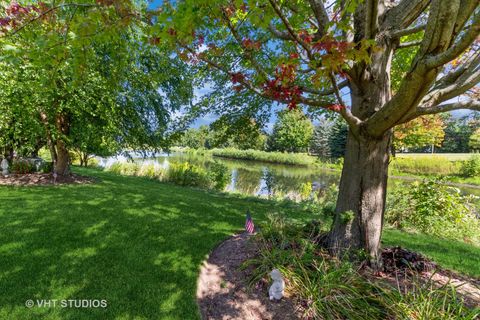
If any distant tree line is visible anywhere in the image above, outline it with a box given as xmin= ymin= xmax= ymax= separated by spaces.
xmin=178 ymin=110 xmax=479 ymax=158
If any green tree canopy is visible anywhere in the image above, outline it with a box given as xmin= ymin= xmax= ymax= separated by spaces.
xmin=0 ymin=0 xmax=193 ymax=173
xmin=268 ymin=108 xmax=313 ymax=153
xmin=393 ymin=114 xmax=445 ymax=152
xmin=469 ymin=128 xmax=480 ymax=152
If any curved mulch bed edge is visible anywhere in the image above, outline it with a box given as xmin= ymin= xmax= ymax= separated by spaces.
xmin=0 ymin=173 xmax=96 ymax=186
xmin=196 ymin=233 xmax=300 ymax=320
xmin=197 ymin=234 xmax=480 ymax=319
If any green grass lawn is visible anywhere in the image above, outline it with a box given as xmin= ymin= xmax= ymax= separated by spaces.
xmin=0 ymin=167 xmax=478 ymax=319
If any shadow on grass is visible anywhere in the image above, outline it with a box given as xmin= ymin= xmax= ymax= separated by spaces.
xmin=0 ymin=168 xmax=287 ymax=320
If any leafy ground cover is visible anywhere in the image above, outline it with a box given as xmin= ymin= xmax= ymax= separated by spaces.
xmin=0 ymin=167 xmax=478 ymax=319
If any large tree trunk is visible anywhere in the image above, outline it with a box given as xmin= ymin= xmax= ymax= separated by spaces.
xmin=55 ymin=140 xmax=70 ymax=175
xmin=327 ymin=130 xmax=391 ymax=266
xmin=54 ymin=113 xmax=70 ymax=176
xmin=326 ymin=33 xmax=395 ymax=266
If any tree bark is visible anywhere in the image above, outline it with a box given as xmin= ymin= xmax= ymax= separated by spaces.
xmin=326 ymin=32 xmax=394 ymax=267
xmin=54 ymin=113 xmax=70 ymax=176
xmin=55 ymin=140 xmax=70 ymax=175
xmin=327 ymin=130 xmax=391 ymax=267
xmin=83 ymin=153 xmax=89 ymax=167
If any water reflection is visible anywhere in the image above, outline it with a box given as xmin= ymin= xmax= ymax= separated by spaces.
xmin=97 ymin=152 xmax=480 ymax=198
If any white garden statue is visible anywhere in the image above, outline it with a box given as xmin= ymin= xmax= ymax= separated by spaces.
xmin=1 ymin=158 xmax=8 ymax=176
xmin=268 ymin=269 xmax=285 ymax=301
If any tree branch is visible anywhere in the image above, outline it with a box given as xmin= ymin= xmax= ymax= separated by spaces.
xmin=267 ymin=0 xmax=314 ymax=61
xmin=416 ymin=99 xmax=480 ymax=116
xmin=433 ymin=52 xmax=480 ymax=89
xmin=425 ymin=12 xmax=480 ymax=68
xmin=422 ymin=64 xmax=480 ymax=107
xmin=396 ymin=40 xmax=423 ymax=49
xmin=389 ymin=23 xmax=426 ymax=38
xmin=300 ymin=80 xmax=349 ymax=96
xmin=268 ymin=21 xmax=293 ymax=40
xmin=179 ymin=43 xmax=335 ymax=109
xmin=220 ymin=8 xmax=269 ymax=81
xmin=307 ymin=0 xmax=329 ymax=36
xmin=364 ymin=0 xmax=379 ymax=39
xmin=382 ymin=0 xmax=430 ymax=30
xmin=453 ymin=0 xmax=479 ymax=34
xmin=3 ymin=3 xmax=101 ymax=38
xmin=365 ymin=0 xmax=465 ymax=136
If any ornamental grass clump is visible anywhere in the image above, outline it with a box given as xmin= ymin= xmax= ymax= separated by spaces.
xmin=210 ymin=148 xmax=315 ymax=166
xmin=378 ymin=275 xmax=480 ymax=319
xmin=244 ymin=214 xmax=479 ymax=319
xmin=243 ymin=214 xmax=387 ymax=320
xmin=390 ymin=156 xmax=460 ymax=176
xmin=106 ymin=162 xmax=139 ymax=176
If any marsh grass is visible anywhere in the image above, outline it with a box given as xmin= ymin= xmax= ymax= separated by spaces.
xmin=210 ymin=148 xmax=316 ymax=166
xmin=390 ymin=156 xmax=461 ymax=176
xmin=105 ymin=160 xmax=230 ymax=191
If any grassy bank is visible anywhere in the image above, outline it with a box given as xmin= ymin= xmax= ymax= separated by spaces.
xmin=173 ymin=147 xmax=318 ymax=166
xmin=0 ymin=167 xmax=478 ymax=319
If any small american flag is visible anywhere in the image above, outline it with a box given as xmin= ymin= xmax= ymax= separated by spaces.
xmin=245 ymin=210 xmax=255 ymax=234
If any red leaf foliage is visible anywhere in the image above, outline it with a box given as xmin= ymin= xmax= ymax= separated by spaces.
xmin=262 ymin=64 xmax=303 ymax=109
xmin=298 ymin=30 xmax=314 ymax=43
xmin=231 ymin=72 xmax=246 ymax=84
xmin=326 ymin=104 xmax=345 ymax=112
xmin=242 ymin=38 xmax=261 ymax=50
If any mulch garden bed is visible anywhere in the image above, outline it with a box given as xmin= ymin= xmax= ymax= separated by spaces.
xmin=0 ymin=173 xmax=96 ymax=186
xmin=197 ymin=234 xmax=480 ymax=320
xmin=373 ymin=246 xmax=480 ymax=309
xmin=197 ymin=233 xmax=300 ymax=320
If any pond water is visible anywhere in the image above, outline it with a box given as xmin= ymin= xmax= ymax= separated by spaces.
xmin=97 ymin=152 xmax=480 ymax=198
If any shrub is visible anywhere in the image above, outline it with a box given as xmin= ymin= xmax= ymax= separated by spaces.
xmin=106 ymin=162 xmax=139 ymax=176
xmin=39 ymin=161 xmax=53 ymax=173
xmin=317 ymin=183 xmax=339 ymax=204
xmin=11 ymin=160 xmax=35 ymax=174
xmin=299 ymin=182 xmax=312 ymax=200
xmin=137 ymin=163 xmax=156 ymax=179
xmin=106 ymin=162 xmax=123 ymax=175
xmin=208 ymin=161 xmax=231 ymax=191
xmin=460 ymin=156 xmax=480 ymax=177
xmin=166 ymin=162 xmax=211 ymax=188
xmin=386 ymin=179 xmax=480 ymax=243
xmin=321 ymin=202 xmax=336 ymax=216
xmin=87 ymin=158 xmax=100 ymax=168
